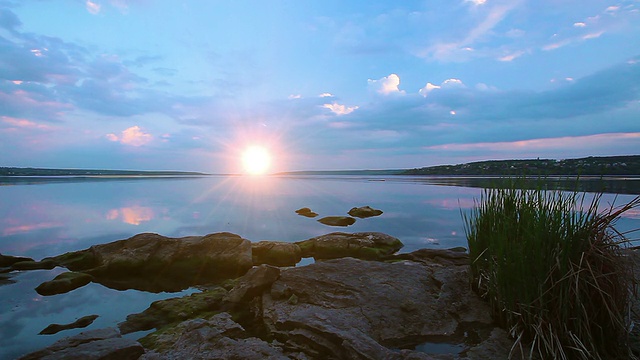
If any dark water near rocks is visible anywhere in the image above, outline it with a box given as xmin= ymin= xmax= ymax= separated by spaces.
xmin=1 ymin=175 xmax=639 ymax=359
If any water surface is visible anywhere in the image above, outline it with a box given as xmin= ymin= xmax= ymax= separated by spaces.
xmin=1 ymin=175 xmax=638 ymax=359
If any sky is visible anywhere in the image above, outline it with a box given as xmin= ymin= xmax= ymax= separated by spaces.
xmin=0 ymin=0 xmax=639 ymax=173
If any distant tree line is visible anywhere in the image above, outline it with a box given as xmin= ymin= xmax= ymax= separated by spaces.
xmin=401 ymin=155 xmax=640 ymax=176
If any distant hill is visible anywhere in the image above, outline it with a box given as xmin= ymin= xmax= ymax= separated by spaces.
xmin=401 ymin=155 xmax=640 ymax=176
xmin=0 ymin=167 xmax=208 ymax=177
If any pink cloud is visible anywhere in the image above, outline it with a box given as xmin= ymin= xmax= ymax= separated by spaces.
xmin=105 ymin=125 xmax=153 ymax=146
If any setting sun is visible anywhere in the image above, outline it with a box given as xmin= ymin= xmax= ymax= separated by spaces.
xmin=242 ymin=146 xmax=271 ymax=175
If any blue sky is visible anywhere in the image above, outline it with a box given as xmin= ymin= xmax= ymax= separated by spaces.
xmin=1 ymin=0 xmax=639 ymax=173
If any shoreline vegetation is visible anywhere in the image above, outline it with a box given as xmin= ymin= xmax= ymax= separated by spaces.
xmin=464 ymin=183 xmax=640 ymax=359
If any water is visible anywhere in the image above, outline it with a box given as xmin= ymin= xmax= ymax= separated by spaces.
xmin=1 ymin=175 xmax=639 ymax=359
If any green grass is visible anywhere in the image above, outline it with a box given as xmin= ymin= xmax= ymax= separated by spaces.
xmin=463 ymin=182 xmax=640 ymax=359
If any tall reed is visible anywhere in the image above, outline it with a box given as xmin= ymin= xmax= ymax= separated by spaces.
xmin=463 ymin=183 xmax=639 ymax=359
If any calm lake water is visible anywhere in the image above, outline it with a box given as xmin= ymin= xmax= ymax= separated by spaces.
xmin=1 ymin=175 xmax=639 ymax=359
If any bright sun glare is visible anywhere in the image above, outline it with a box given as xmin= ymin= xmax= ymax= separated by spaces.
xmin=242 ymin=146 xmax=271 ymax=175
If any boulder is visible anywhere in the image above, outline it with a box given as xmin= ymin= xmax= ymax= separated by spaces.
xmin=48 ymin=232 xmax=253 ymax=292
xmin=19 ymin=327 xmax=143 ymax=360
xmin=317 ymin=216 xmax=356 ymax=227
xmin=223 ymin=265 xmax=281 ymax=303
xmin=36 ymin=271 xmax=93 ymax=296
xmin=296 ymin=232 xmax=403 ymax=260
xmin=252 ymin=241 xmax=302 ymax=267
xmin=118 ymin=287 xmax=227 ymax=334
xmin=295 ymin=207 xmax=318 ymax=218
xmin=348 ymin=206 xmax=383 ymax=218
xmin=39 ymin=315 xmax=99 ymax=335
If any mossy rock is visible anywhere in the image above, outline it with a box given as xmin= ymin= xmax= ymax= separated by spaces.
xmin=118 ymin=287 xmax=227 ymax=334
xmin=35 ymin=271 xmax=93 ymax=296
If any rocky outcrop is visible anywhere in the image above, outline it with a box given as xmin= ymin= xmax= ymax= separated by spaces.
xmin=262 ymin=256 xmax=494 ymax=359
xmin=39 ymin=315 xmax=99 ymax=335
xmin=36 ymin=271 xmax=93 ymax=296
xmin=348 ymin=206 xmax=383 ymax=218
xmin=297 ymin=232 xmax=404 ymax=260
xmin=20 ymin=327 xmax=144 ymax=360
xmin=45 ymin=232 xmax=253 ymax=292
xmin=0 ymin=253 xmax=34 ymax=267
xmin=139 ymin=313 xmax=291 ymax=360
xmin=223 ymin=264 xmax=280 ymax=303
xmin=295 ymin=207 xmax=318 ymax=218
xmin=252 ymin=241 xmax=302 ymax=267
xmin=318 ymin=216 xmax=357 ymax=227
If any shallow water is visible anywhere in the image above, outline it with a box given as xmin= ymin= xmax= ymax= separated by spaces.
xmin=0 ymin=175 xmax=638 ymax=358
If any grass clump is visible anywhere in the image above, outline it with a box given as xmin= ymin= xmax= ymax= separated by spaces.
xmin=463 ymin=183 xmax=639 ymax=359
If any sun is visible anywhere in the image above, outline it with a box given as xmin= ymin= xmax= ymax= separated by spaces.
xmin=242 ymin=146 xmax=271 ymax=175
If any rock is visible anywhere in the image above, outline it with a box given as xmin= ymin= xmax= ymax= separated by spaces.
xmin=49 ymin=232 xmax=253 ymax=292
xmin=348 ymin=206 xmax=383 ymax=218
xmin=0 ymin=253 xmax=34 ymax=267
xmin=383 ymin=248 xmax=469 ymax=266
xmin=317 ymin=216 xmax=356 ymax=227
xmin=11 ymin=259 xmax=57 ymax=271
xmin=19 ymin=327 xmax=143 ymax=360
xmin=223 ymin=265 xmax=281 ymax=303
xmin=39 ymin=315 xmax=99 ymax=335
xmin=252 ymin=241 xmax=302 ymax=267
xmin=36 ymin=271 xmax=93 ymax=296
xmin=140 ymin=313 xmax=289 ymax=359
xmin=295 ymin=207 xmax=318 ymax=218
xmin=118 ymin=287 xmax=227 ymax=334
xmin=263 ymin=256 xmax=495 ymax=359
xmin=296 ymin=232 xmax=403 ymax=260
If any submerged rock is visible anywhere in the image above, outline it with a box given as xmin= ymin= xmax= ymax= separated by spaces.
xmin=252 ymin=241 xmax=302 ymax=267
xmin=47 ymin=232 xmax=253 ymax=292
xmin=317 ymin=216 xmax=356 ymax=227
xmin=295 ymin=207 xmax=318 ymax=218
xmin=36 ymin=271 xmax=93 ymax=296
xmin=348 ymin=205 xmax=383 ymax=218
xmin=297 ymin=232 xmax=404 ymax=260
xmin=39 ymin=314 xmax=99 ymax=335
xmin=20 ymin=327 xmax=143 ymax=360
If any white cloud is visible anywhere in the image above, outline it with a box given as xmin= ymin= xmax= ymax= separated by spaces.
xmin=86 ymin=0 xmax=101 ymax=14
xmin=368 ymin=74 xmax=405 ymax=95
xmin=583 ymin=31 xmax=604 ymax=40
xmin=605 ymin=6 xmax=620 ymax=13
xmin=323 ymin=102 xmax=359 ymax=115
xmin=420 ymin=78 xmax=465 ymax=97
xmin=465 ymin=0 xmax=487 ymax=5
xmin=106 ymin=126 xmax=153 ymax=146
xmin=288 ymin=94 xmax=302 ymax=99
xmin=319 ymin=93 xmax=334 ymax=98
xmin=498 ymin=50 xmax=525 ymax=62
xmin=419 ymin=82 xmax=441 ymax=97
xmin=574 ymin=22 xmax=587 ymax=27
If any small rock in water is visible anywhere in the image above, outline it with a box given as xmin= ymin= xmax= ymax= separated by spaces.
xmin=39 ymin=315 xmax=99 ymax=335
xmin=317 ymin=216 xmax=356 ymax=227
xmin=348 ymin=206 xmax=383 ymax=218
xmin=295 ymin=207 xmax=318 ymax=218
